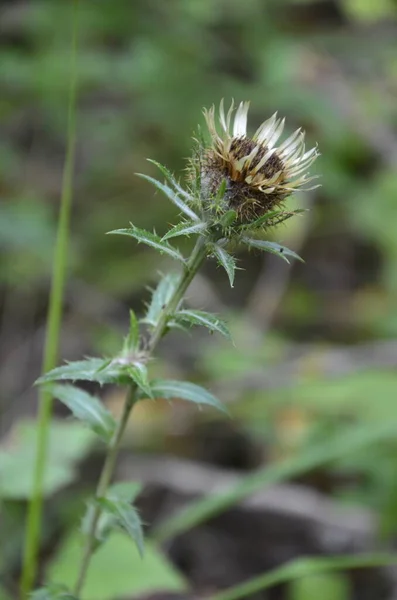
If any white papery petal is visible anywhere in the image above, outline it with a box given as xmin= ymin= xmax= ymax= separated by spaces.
xmin=226 ymin=100 xmax=235 ymax=133
xmin=266 ymin=118 xmax=285 ymax=149
xmin=277 ymin=128 xmax=302 ymax=153
xmin=219 ymin=99 xmax=228 ymax=132
xmin=233 ymin=101 xmax=249 ymax=137
xmin=253 ymin=113 xmax=278 ymax=145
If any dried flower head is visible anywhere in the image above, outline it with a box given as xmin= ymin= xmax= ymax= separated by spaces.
xmin=201 ymin=100 xmax=319 ymax=223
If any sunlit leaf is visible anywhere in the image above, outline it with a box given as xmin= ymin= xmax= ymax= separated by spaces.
xmin=108 ymin=225 xmax=185 ymax=263
xmin=49 ymin=384 xmax=116 ymax=442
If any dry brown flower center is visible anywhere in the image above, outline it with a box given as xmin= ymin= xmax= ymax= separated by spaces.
xmin=229 ymin=137 xmax=284 ymax=180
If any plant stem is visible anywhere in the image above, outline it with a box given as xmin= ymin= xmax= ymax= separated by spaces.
xmin=73 ymin=236 xmax=208 ymax=595
xmin=148 ymin=236 xmax=207 ymax=351
xmin=73 ymin=387 xmax=137 ymax=596
xmin=20 ymin=2 xmax=80 ymax=597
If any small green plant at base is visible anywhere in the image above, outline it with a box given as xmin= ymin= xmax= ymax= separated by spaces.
xmin=33 ymin=101 xmax=318 ymax=598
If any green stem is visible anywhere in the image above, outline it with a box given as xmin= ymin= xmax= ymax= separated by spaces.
xmin=73 ymin=387 xmax=137 ymax=597
xmin=20 ymin=2 xmax=80 ymax=597
xmin=148 ymin=236 xmax=207 ymax=352
xmin=73 ymin=236 xmax=208 ymax=595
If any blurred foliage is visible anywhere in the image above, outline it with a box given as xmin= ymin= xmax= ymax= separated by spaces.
xmin=0 ymin=421 xmax=95 ymax=499
xmin=1 ymin=0 xmax=397 ymax=598
xmin=47 ymin=533 xmax=187 ymax=600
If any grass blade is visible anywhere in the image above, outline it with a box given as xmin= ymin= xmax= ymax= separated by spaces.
xmin=21 ymin=2 xmax=80 ymax=597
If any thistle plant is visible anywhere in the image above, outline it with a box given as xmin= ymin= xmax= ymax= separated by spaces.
xmin=34 ymin=100 xmax=318 ymax=598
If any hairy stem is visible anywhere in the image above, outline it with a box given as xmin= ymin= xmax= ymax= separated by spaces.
xmin=20 ymin=2 xmax=80 ymax=596
xmin=73 ymin=236 xmax=208 ymax=595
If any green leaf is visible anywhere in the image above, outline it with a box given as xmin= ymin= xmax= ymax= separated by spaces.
xmin=161 ymin=220 xmax=207 ymax=241
xmin=95 ymin=497 xmax=144 ymax=558
xmin=239 ymin=209 xmax=306 ymax=231
xmin=123 ymin=309 xmax=140 ymax=353
xmin=219 ymin=209 xmax=237 ymax=228
xmin=108 ymin=225 xmax=185 ymax=263
xmin=148 ymin=379 xmax=227 ymax=414
xmin=147 ymin=159 xmax=192 ymax=202
xmin=48 ymin=385 xmax=116 ymax=443
xmin=143 ymin=273 xmax=180 ymax=326
xmin=171 ymin=309 xmax=231 ymax=339
xmin=126 ymin=363 xmax=152 ymax=398
xmin=137 ymin=172 xmax=199 ymax=221
xmin=0 ymin=420 xmax=95 ymax=499
xmin=241 ymin=237 xmax=303 ymax=263
xmin=82 ymin=483 xmax=142 ymax=548
xmin=31 ymin=584 xmax=77 ymax=600
xmin=107 ymin=481 xmax=142 ymax=503
xmin=36 ymin=358 xmax=131 ymax=387
xmin=214 ymin=178 xmax=228 ymax=204
xmin=290 ymin=572 xmax=350 ymax=600
xmin=211 ymin=244 xmax=236 ymax=287
xmin=47 ymin=533 xmax=187 ymax=600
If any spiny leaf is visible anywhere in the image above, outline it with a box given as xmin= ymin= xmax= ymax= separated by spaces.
xmin=123 ymin=309 xmax=140 ymax=353
xmin=211 ymin=244 xmax=236 ymax=288
xmin=143 ymin=273 xmax=180 ymax=326
xmin=242 ymin=237 xmax=303 ymax=264
xmin=49 ymin=384 xmax=116 ymax=442
xmin=126 ymin=362 xmax=152 ymax=398
xmin=37 ymin=358 xmax=149 ymax=389
xmin=95 ymin=497 xmax=144 ymax=558
xmin=147 ymin=159 xmax=192 ymax=201
xmin=36 ymin=358 xmax=131 ymax=386
xmin=238 ymin=209 xmax=306 ymax=231
xmin=214 ymin=178 xmax=228 ymax=205
xmin=171 ymin=309 xmax=231 ymax=339
xmin=147 ymin=380 xmax=227 ymax=414
xmin=82 ymin=483 xmax=143 ymax=550
xmin=107 ymin=481 xmax=142 ymax=503
xmin=219 ymin=210 xmax=237 ymax=229
xmin=137 ymin=173 xmax=199 ymax=222
xmin=161 ymin=220 xmax=207 ymax=241
xmin=108 ymin=225 xmax=185 ymax=263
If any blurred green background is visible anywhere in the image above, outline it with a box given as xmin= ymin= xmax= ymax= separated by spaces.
xmin=1 ymin=0 xmax=397 ymax=599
